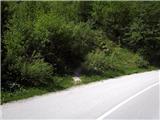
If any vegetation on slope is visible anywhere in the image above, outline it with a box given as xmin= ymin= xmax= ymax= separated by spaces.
xmin=1 ymin=1 xmax=159 ymax=103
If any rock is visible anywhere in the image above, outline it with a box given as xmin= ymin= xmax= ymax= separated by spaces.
xmin=73 ymin=76 xmax=81 ymax=84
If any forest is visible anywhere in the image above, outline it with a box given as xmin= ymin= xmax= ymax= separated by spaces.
xmin=1 ymin=1 xmax=160 ymax=103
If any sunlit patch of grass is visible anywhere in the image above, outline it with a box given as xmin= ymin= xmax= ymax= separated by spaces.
xmin=1 ymin=88 xmax=48 ymax=104
xmin=1 ymin=76 xmax=74 ymax=104
xmin=1 ymin=67 xmax=156 ymax=104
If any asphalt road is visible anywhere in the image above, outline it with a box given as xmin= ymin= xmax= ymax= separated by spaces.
xmin=1 ymin=70 xmax=159 ymax=119
xmin=105 ymin=85 xmax=159 ymax=120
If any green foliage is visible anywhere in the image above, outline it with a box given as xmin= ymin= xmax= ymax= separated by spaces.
xmin=53 ymin=76 xmax=74 ymax=89
xmin=91 ymin=2 xmax=160 ymax=66
xmin=1 ymin=1 xmax=159 ymax=103
xmin=1 ymin=57 xmax=53 ymax=92
xmin=84 ymin=47 xmax=149 ymax=74
xmin=1 ymin=87 xmax=50 ymax=103
xmin=78 ymin=1 xmax=93 ymax=22
xmin=125 ymin=4 xmax=160 ymax=65
xmin=91 ymin=2 xmax=131 ymax=42
xmin=21 ymin=59 xmax=53 ymax=86
xmin=1 ymin=76 xmax=74 ymax=103
xmin=33 ymin=13 xmax=96 ymax=72
xmin=81 ymin=75 xmax=106 ymax=84
xmin=84 ymin=50 xmax=111 ymax=73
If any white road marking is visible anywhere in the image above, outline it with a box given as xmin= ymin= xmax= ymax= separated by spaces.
xmin=96 ymin=82 xmax=159 ymax=120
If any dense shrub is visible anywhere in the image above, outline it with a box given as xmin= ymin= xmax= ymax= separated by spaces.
xmin=84 ymin=50 xmax=111 ymax=73
xmin=33 ymin=14 xmax=97 ymax=73
xmin=2 ymin=57 xmax=53 ymax=91
xmin=21 ymin=59 xmax=53 ymax=86
xmin=1 ymin=57 xmax=23 ymax=92
xmin=1 ymin=1 xmax=158 ymax=95
xmin=90 ymin=2 xmax=160 ymax=66
xmin=84 ymin=47 xmax=149 ymax=74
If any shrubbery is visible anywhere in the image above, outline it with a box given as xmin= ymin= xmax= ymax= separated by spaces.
xmin=21 ymin=59 xmax=53 ymax=86
xmin=1 ymin=1 xmax=158 ymax=100
xmin=84 ymin=47 xmax=149 ymax=74
xmin=2 ymin=57 xmax=53 ymax=91
xmin=90 ymin=2 xmax=160 ymax=66
xmin=84 ymin=50 xmax=111 ymax=73
xmin=1 ymin=2 xmax=100 ymax=91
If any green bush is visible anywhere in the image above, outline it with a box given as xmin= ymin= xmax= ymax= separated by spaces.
xmin=53 ymin=76 xmax=74 ymax=89
xmin=135 ymin=56 xmax=149 ymax=68
xmin=108 ymin=47 xmax=149 ymax=70
xmin=2 ymin=57 xmax=53 ymax=91
xmin=84 ymin=46 xmax=149 ymax=74
xmin=1 ymin=56 xmax=23 ymax=92
xmin=33 ymin=14 xmax=97 ymax=72
xmin=21 ymin=59 xmax=53 ymax=86
xmin=84 ymin=50 xmax=112 ymax=73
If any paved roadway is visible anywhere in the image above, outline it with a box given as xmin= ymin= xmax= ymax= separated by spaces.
xmin=104 ymin=85 xmax=159 ymax=120
xmin=1 ymin=70 xmax=159 ymax=119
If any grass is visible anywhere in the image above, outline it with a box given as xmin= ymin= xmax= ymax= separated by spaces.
xmin=1 ymin=67 xmax=156 ymax=104
xmin=1 ymin=76 xmax=74 ymax=104
xmin=80 ymin=67 xmax=156 ymax=84
xmin=1 ymin=88 xmax=49 ymax=103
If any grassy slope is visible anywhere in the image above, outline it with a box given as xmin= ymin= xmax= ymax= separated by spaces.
xmin=1 ymin=67 xmax=155 ymax=104
xmin=1 ymin=76 xmax=74 ymax=104
xmin=1 ymin=39 xmax=156 ymax=104
xmin=80 ymin=67 xmax=155 ymax=84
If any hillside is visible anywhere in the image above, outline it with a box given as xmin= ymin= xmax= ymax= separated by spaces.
xmin=1 ymin=1 xmax=159 ymax=103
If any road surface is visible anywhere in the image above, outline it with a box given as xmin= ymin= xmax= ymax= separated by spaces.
xmin=1 ymin=70 xmax=160 ymax=119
